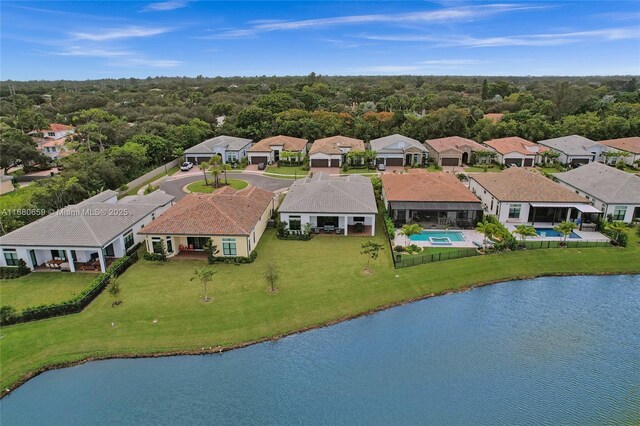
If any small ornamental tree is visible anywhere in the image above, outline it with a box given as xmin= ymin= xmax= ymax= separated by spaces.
xmin=360 ymin=240 xmax=384 ymax=267
xmin=264 ymin=261 xmax=280 ymax=294
xmin=191 ymin=267 xmax=216 ymax=302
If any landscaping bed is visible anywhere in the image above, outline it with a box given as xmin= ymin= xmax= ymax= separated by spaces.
xmin=187 ymin=178 xmax=248 ymax=193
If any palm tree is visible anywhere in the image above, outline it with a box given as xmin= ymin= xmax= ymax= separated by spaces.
xmin=221 ymin=163 xmax=232 ymax=185
xmin=198 ymin=161 xmax=210 ymax=186
xmin=554 ymin=221 xmax=577 ymax=246
xmin=210 ymin=164 xmax=222 ymax=188
xmin=475 ymin=220 xmax=497 ymax=250
xmin=513 ymin=224 xmax=537 ymax=247
xmin=399 ymin=223 xmax=423 ymax=246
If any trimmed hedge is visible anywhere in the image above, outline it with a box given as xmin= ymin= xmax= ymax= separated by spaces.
xmin=0 ymin=251 xmax=139 ymax=326
xmin=208 ymin=250 xmax=258 ymax=265
xmin=0 ymin=259 xmax=31 ymax=279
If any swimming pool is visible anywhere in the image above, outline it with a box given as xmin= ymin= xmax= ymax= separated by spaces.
xmin=410 ymin=230 xmax=465 ymax=242
xmin=534 ymin=227 xmax=581 ymax=239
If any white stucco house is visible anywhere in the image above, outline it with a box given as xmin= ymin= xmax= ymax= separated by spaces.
xmin=279 ymin=173 xmax=377 ymax=235
xmin=468 ymin=168 xmax=601 ymax=229
xmin=555 ymin=161 xmax=640 ymax=223
xmin=537 ymin=135 xmax=608 ymax=167
xmin=247 ymin=135 xmax=308 ymax=165
xmin=483 ymin=136 xmax=547 ymax=167
xmin=0 ymin=190 xmax=174 ymax=272
xmin=370 ymin=134 xmax=428 ymax=167
xmin=183 ymin=135 xmax=252 ymax=165
xmin=309 ymin=136 xmax=365 ymax=168
xmin=597 ymin=137 xmax=640 ymax=166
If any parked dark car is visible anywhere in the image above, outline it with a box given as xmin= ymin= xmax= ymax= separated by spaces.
xmin=257 ymin=162 xmax=266 ymax=170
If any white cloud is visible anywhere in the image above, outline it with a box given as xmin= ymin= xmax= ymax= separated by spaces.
xmin=71 ymin=26 xmax=172 ymax=41
xmin=143 ymin=1 xmax=188 ymax=12
xmin=50 ymin=47 xmax=132 ymax=57
xmin=208 ymin=4 xmax=548 ymax=38
xmin=359 ymin=27 xmax=640 ymax=47
xmin=44 ymin=46 xmax=181 ymax=68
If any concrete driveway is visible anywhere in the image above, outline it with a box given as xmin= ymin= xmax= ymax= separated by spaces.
xmin=160 ymin=172 xmax=293 ymax=201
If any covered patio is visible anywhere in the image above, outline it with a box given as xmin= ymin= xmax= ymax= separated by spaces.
xmin=26 ymin=243 xmax=122 ymax=273
xmin=528 ymin=202 xmax=602 ymax=231
xmin=388 ymin=201 xmax=483 ymax=229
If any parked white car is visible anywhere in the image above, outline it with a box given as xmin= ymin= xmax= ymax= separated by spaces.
xmin=180 ymin=161 xmax=193 ymax=171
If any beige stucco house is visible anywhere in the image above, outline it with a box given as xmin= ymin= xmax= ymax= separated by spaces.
xmin=139 ymin=185 xmax=274 ymax=258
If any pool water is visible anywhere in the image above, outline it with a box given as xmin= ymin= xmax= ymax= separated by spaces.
xmin=411 ymin=230 xmax=465 ymax=242
xmin=534 ymin=227 xmax=581 ymax=239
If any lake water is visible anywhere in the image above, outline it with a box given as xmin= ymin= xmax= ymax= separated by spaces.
xmin=2 ymin=275 xmax=639 ymax=425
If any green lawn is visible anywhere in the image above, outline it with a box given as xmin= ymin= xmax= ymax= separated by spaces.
xmin=186 ymin=178 xmax=248 ymax=193
xmin=264 ymin=166 xmax=309 ymax=177
xmin=464 ymin=164 xmax=502 ymax=173
xmin=0 ymin=185 xmax=38 ymax=210
xmin=1 ymin=226 xmax=639 ymax=392
xmin=0 ymin=273 xmax=96 ymax=312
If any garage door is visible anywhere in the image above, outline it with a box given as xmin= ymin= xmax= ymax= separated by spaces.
xmin=441 ymin=157 xmax=460 ymax=167
xmin=385 ymin=158 xmax=404 ymax=166
xmin=250 ymin=156 xmax=268 ymax=165
xmin=505 ymin=158 xmax=522 ymax=166
xmin=571 ymin=158 xmax=590 ymax=167
xmin=330 ymin=159 xmax=340 ymax=168
xmin=311 ymin=159 xmax=329 ymax=167
xmin=186 ymin=156 xmax=197 ymax=164
xmin=523 ymin=158 xmax=534 ymax=167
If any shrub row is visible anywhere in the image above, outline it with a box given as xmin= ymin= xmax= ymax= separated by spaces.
xmin=0 ymin=260 xmax=30 ymax=279
xmin=143 ymin=252 xmax=167 ymax=261
xmin=207 ymin=250 xmax=258 ymax=264
xmin=0 ymin=252 xmax=139 ymax=326
xmin=379 ymin=204 xmax=395 ymax=240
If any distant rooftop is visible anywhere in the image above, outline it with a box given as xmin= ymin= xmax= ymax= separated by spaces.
xmin=184 ymin=135 xmax=253 ymax=154
xmin=538 ymin=135 xmax=604 ymax=156
xmin=370 ymin=134 xmax=427 ymax=153
xmin=555 ymin=161 xmax=640 ymax=204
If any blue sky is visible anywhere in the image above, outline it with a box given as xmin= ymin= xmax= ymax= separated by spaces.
xmin=1 ymin=1 xmax=639 ymax=80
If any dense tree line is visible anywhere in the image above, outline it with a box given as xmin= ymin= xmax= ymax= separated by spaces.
xmin=0 ymin=74 xmax=638 ymax=233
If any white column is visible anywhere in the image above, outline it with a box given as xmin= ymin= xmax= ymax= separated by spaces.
xmin=66 ymin=249 xmax=76 ymax=272
xmin=371 ymin=215 xmax=376 ymax=236
xmin=344 ymin=216 xmax=348 ymax=235
xmin=98 ymin=249 xmax=106 ymax=273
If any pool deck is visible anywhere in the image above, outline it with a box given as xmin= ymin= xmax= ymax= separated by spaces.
xmin=395 ymin=229 xmax=484 ymax=248
xmin=505 ymin=224 xmax=610 ymax=242
xmin=394 ymin=224 xmax=610 ymax=248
